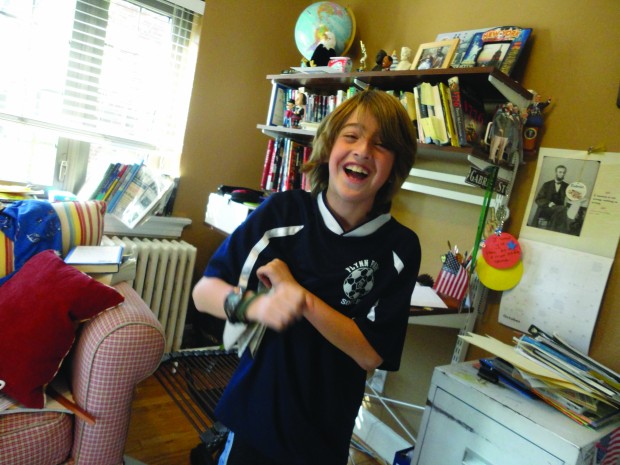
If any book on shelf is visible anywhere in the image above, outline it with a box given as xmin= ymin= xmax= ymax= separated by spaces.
xmin=412 ymin=85 xmax=427 ymax=144
xmin=438 ymin=82 xmax=460 ymax=147
xmin=64 ymin=245 xmax=124 ymax=273
xmin=416 ymin=82 xmax=449 ymax=146
xmin=460 ymin=84 xmax=489 ymax=148
xmin=265 ymin=137 xmax=283 ymax=191
xmin=262 ymin=137 xmax=309 ymax=193
xmin=267 ymin=82 xmax=288 ymax=126
xmin=447 ymin=76 xmax=468 ymax=146
xmin=462 ymin=326 xmax=620 ymax=429
xmin=399 ymin=91 xmax=417 ymax=123
xmin=429 ymin=83 xmax=450 ymax=146
xmin=260 ymin=139 xmax=275 ymax=190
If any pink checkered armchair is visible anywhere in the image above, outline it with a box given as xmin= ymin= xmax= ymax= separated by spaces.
xmin=0 ymin=200 xmax=166 ymax=465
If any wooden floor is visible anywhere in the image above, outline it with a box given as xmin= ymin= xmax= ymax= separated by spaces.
xmin=125 ymin=373 xmax=386 ymax=465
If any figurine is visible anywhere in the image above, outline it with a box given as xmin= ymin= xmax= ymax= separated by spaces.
xmin=523 ymin=91 xmax=552 ymax=152
xmin=291 ymin=92 xmax=306 ymax=128
xmin=310 ymin=31 xmax=336 ymax=67
xmin=372 ymin=49 xmax=387 ymax=71
xmin=381 ymin=54 xmax=393 ymax=71
xmin=283 ymin=98 xmax=294 ymax=127
xmin=395 ymin=46 xmax=413 ymax=70
xmin=358 ymin=40 xmax=367 ymax=71
xmin=389 ymin=50 xmax=399 ymax=70
xmin=488 ymin=103 xmax=526 ymax=165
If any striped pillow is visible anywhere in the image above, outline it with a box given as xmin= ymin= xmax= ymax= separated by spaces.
xmin=0 ymin=230 xmax=14 ymax=279
xmin=50 ymin=200 xmax=107 ymax=257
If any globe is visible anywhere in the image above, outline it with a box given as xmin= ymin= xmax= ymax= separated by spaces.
xmin=294 ymin=2 xmax=356 ymax=61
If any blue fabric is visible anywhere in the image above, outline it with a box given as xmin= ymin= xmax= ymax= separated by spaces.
xmin=0 ymin=200 xmax=62 ymax=286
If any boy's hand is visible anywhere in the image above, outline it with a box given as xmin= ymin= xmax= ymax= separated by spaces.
xmin=249 ymin=259 xmax=306 ymax=330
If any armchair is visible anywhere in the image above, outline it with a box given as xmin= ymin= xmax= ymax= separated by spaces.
xmin=0 ymin=199 xmax=166 ymax=465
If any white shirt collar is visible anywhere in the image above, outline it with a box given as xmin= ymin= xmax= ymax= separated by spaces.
xmin=318 ymin=192 xmax=391 ymax=237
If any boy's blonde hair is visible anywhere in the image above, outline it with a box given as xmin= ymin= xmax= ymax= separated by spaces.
xmin=302 ymin=89 xmax=417 ymax=215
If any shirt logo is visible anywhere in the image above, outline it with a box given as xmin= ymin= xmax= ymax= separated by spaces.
xmin=342 ymin=260 xmax=378 ymax=305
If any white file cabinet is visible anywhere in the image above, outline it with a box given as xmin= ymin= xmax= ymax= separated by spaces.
xmin=412 ymin=362 xmax=619 ymax=465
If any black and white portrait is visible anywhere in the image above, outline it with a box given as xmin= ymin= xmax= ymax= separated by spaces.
xmin=527 ymin=156 xmax=601 ymax=236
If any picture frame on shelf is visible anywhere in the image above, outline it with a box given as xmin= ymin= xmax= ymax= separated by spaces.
xmin=435 ymin=27 xmax=496 ymax=68
xmin=411 ymin=39 xmax=459 ymax=71
xmin=267 ymin=82 xmax=290 ymax=127
xmin=459 ymin=26 xmax=532 ymax=76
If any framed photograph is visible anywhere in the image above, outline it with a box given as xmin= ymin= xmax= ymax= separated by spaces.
xmin=411 ymin=39 xmax=459 ymax=71
xmin=435 ymin=27 xmax=495 ymax=68
xmin=460 ymin=26 xmax=532 ymax=75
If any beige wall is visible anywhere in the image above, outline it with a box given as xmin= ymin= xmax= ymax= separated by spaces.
xmin=175 ymin=0 xmax=620 ymax=435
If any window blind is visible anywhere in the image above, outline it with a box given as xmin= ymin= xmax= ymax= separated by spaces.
xmin=0 ymin=0 xmax=202 ymax=177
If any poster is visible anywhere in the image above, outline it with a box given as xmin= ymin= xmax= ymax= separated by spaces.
xmin=499 ymin=148 xmax=620 ymax=353
xmin=519 ymin=147 xmax=620 ymax=258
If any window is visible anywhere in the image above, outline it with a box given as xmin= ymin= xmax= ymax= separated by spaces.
xmin=0 ymin=0 xmax=203 ymax=194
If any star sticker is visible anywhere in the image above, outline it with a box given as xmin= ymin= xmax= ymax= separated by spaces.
xmin=507 ymin=240 xmax=518 ymax=250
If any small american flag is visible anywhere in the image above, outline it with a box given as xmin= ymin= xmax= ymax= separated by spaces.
xmin=433 ymin=251 xmax=469 ymax=301
xmin=600 ymin=426 xmax=620 ymax=465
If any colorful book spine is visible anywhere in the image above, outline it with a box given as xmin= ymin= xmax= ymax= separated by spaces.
xmin=109 ymin=162 xmax=143 ymax=213
xmin=95 ymin=163 xmax=121 ymax=201
xmin=301 ymin=146 xmax=312 ymax=192
xmin=260 ymin=139 xmax=275 ymax=190
xmin=102 ymin=163 xmax=128 ymax=202
xmin=90 ymin=163 xmax=116 ymax=200
xmin=448 ymin=76 xmax=467 ymax=146
xmin=438 ymin=82 xmax=460 ymax=147
xmin=460 ymin=85 xmax=488 ymax=147
xmin=430 ymin=84 xmax=449 ymax=145
xmin=412 ymin=86 xmax=426 ymax=144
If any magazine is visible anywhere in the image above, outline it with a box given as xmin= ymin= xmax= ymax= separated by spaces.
xmin=110 ymin=166 xmax=174 ymax=229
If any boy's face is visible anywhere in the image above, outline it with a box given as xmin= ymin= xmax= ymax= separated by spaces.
xmin=327 ymin=110 xmax=394 ymax=216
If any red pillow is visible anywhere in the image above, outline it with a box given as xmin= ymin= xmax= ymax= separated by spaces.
xmin=0 ymin=249 xmax=124 ymax=408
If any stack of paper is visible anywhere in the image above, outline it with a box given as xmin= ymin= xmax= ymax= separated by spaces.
xmin=462 ymin=326 xmax=620 ymax=428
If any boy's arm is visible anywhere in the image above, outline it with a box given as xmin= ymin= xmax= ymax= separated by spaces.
xmin=192 ymin=276 xmax=234 ymax=320
xmin=255 ymin=258 xmax=382 ymax=371
xmin=303 ymin=293 xmax=383 ymax=371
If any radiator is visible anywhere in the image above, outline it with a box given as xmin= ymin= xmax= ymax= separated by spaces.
xmin=104 ymin=235 xmax=197 ymax=353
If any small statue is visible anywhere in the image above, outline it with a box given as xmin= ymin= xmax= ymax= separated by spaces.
xmin=395 ymin=46 xmax=413 ymax=70
xmin=283 ymin=98 xmax=294 ymax=127
xmin=390 ymin=50 xmax=399 ymax=70
xmin=372 ymin=49 xmax=387 ymax=71
xmin=291 ymin=92 xmax=306 ymax=128
xmin=488 ymin=103 xmax=526 ymax=165
xmin=310 ymin=31 xmax=336 ymax=67
xmin=381 ymin=54 xmax=393 ymax=71
xmin=523 ymin=91 xmax=552 ymax=153
xmin=358 ymin=40 xmax=367 ymax=71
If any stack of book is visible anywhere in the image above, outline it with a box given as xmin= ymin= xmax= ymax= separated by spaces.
xmin=64 ymin=243 xmax=137 ymax=285
xmin=462 ymin=325 xmax=620 ymax=429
